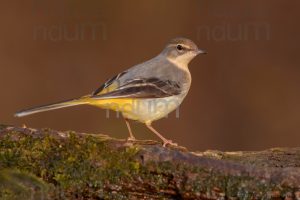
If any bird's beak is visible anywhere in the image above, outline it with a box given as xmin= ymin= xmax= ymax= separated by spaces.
xmin=196 ymin=49 xmax=207 ymax=55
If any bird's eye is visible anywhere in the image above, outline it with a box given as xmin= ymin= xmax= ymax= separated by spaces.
xmin=176 ymin=44 xmax=183 ymax=51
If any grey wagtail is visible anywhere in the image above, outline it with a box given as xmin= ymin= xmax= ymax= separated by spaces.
xmin=15 ymin=37 xmax=206 ymax=147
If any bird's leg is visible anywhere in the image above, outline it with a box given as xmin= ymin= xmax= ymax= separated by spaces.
xmin=145 ymin=123 xmax=177 ymax=147
xmin=124 ymin=118 xmax=136 ymax=141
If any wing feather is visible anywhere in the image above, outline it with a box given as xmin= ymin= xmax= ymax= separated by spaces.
xmin=91 ymin=77 xmax=182 ymax=99
xmin=92 ymin=71 xmax=127 ymax=95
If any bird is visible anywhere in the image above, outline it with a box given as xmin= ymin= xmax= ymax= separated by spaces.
xmin=15 ymin=37 xmax=206 ymax=147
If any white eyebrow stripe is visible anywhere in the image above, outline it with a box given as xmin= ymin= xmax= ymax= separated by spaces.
xmin=170 ymin=44 xmax=191 ymax=49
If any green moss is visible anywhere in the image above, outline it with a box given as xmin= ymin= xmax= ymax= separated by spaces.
xmin=0 ymin=129 xmax=141 ymax=199
xmin=0 ymin=169 xmax=50 ymax=200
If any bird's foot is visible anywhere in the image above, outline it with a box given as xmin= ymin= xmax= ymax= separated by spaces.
xmin=162 ymin=140 xmax=178 ymax=147
xmin=127 ymin=136 xmax=137 ymax=142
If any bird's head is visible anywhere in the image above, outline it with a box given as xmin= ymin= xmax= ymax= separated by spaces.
xmin=161 ymin=37 xmax=206 ymax=66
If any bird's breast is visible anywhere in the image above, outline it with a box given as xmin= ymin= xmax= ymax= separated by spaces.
xmin=89 ymin=95 xmax=187 ymax=123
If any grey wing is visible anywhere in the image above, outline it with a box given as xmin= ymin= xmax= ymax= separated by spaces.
xmin=91 ymin=77 xmax=182 ymax=99
xmin=92 ymin=71 xmax=128 ymax=96
xmin=91 ymin=57 xmax=188 ymax=99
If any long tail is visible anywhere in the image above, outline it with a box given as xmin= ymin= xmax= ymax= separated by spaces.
xmin=15 ymin=97 xmax=89 ymax=117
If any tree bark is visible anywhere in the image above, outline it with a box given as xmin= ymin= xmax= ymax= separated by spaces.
xmin=0 ymin=124 xmax=299 ymax=199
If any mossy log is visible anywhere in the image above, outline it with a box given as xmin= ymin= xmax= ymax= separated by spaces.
xmin=0 ymin=124 xmax=300 ymax=199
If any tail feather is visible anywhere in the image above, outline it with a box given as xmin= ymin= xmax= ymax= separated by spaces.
xmin=15 ymin=98 xmax=87 ymax=117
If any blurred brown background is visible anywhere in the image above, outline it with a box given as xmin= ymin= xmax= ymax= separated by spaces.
xmin=0 ymin=1 xmax=299 ymax=151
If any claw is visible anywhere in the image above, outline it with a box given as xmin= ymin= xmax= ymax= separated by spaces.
xmin=127 ymin=137 xmax=137 ymax=141
xmin=162 ymin=140 xmax=178 ymax=147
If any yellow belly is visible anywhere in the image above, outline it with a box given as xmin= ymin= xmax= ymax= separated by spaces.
xmin=86 ymin=96 xmax=183 ymax=123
